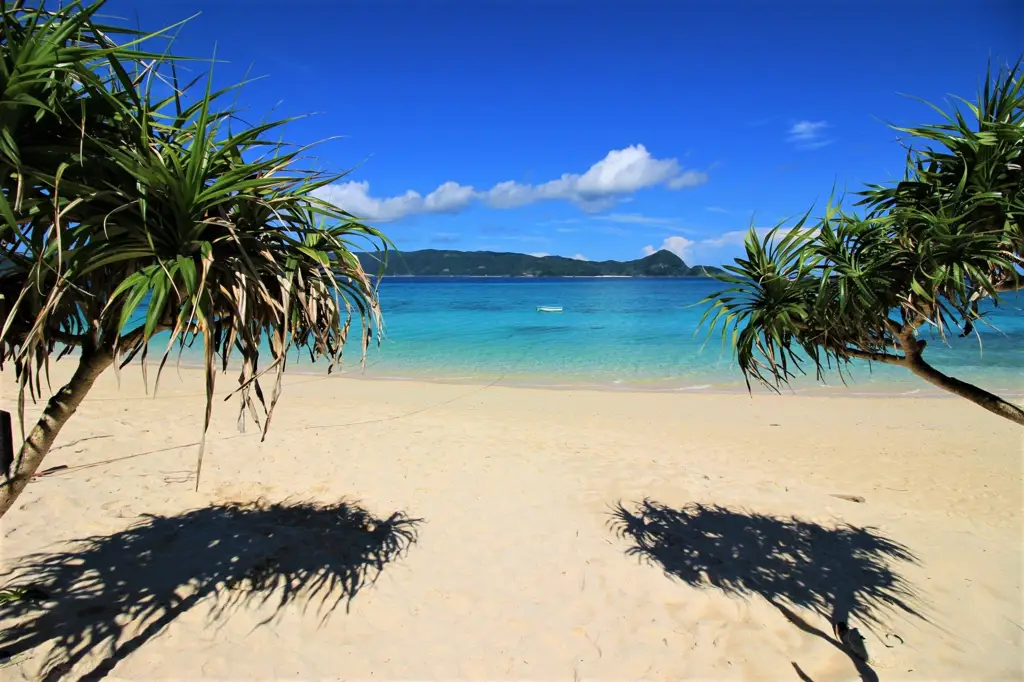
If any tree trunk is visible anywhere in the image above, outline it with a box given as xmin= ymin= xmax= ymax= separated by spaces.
xmin=905 ymin=355 xmax=1024 ymax=426
xmin=0 ymin=349 xmax=113 ymax=519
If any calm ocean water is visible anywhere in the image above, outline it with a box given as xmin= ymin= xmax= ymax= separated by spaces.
xmin=154 ymin=277 xmax=1022 ymax=396
xmin=334 ymin=277 xmax=1023 ymax=396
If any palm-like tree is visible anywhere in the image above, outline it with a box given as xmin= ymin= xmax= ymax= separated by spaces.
xmin=702 ymin=59 xmax=1024 ymax=426
xmin=0 ymin=1 xmax=388 ymax=518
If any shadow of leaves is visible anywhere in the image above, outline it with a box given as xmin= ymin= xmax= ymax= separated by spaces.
xmin=0 ymin=499 xmax=420 ymax=680
xmin=610 ymin=499 xmax=927 ymax=681
xmin=609 ymin=499 xmax=924 ymax=630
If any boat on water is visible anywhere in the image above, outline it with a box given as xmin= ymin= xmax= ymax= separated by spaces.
xmin=536 ymin=306 xmax=563 ymax=313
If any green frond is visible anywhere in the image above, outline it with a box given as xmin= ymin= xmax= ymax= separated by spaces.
xmin=0 ymin=0 xmax=390 ymax=488
xmin=702 ymin=56 xmax=1023 ymax=390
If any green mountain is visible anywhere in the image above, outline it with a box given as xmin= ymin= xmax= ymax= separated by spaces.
xmin=356 ymin=249 xmax=723 ymax=277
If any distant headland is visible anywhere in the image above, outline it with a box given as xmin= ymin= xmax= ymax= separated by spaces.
xmin=355 ymin=249 xmax=724 ymax=278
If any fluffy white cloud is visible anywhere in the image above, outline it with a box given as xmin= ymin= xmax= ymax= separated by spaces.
xmin=643 ymin=226 xmax=812 ymax=264
xmin=573 ymin=145 xmax=681 ymax=196
xmin=529 ymin=252 xmax=550 ymax=258
xmin=423 ymin=181 xmax=475 ymax=212
xmin=481 ymin=145 xmax=701 ymax=211
xmin=570 ymin=253 xmax=588 ymax=261
xmin=787 ymin=120 xmax=832 ymax=149
xmin=314 ymin=145 xmax=707 ymax=222
xmin=642 ymin=236 xmax=696 ymax=262
xmin=314 ymin=180 xmax=476 ymax=222
xmin=484 ymin=180 xmax=539 ymax=210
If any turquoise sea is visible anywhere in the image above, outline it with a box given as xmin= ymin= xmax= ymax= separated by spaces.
xmin=154 ymin=277 xmax=1022 ymax=396
xmin=310 ymin=277 xmax=1022 ymax=397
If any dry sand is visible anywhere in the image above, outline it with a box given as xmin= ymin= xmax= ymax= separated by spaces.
xmin=0 ymin=365 xmax=1021 ymax=681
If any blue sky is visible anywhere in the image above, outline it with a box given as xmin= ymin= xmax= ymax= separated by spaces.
xmin=108 ymin=0 xmax=1020 ymax=265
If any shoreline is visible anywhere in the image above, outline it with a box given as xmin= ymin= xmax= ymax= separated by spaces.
xmin=23 ymin=341 xmax=1024 ymax=402
xmin=97 ymin=353 xmax=1024 ymax=402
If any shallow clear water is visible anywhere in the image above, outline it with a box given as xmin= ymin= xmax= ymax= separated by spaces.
xmin=152 ymin=277 xmax=1023 ymax=395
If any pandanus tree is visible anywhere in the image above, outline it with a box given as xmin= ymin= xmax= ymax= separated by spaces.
xmin=703 ymin=59 xmax=1024 ymax=426
xmin=0 ymin=1 xmax=388 ymax=518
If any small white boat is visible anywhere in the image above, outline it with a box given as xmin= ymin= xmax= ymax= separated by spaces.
xmin=536 ymin=306 xmax=563 ymax=313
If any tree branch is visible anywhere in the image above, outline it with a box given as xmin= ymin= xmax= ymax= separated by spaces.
xmin=117 ymin=323 xmax=172 ymax=350
xmin=50 ymin=330 xmax=86 ymax=347
xmin=842 ymin=347 xmax=906 ymax=365
xmin=905 ymin=354 xmax=1024 ymax=426
xmin=0 ymin=328 xmax=86 ymax=350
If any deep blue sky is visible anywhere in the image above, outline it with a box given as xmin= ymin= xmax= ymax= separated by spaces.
xmin=105 ymin=0 xmax=1021 ymax=265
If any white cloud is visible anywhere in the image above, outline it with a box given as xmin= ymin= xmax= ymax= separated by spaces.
xmin=701 ymin=225 xmax=809 ymax=248
xmin=315 ymin=180 xmax=475 ymax=222
xmin=573 ymin=145 xmax=683 ymax=196
xmin=423 ymin=181 xmax=475 ymax=211
xmin=599 ymin=212 xmax=677 ymax=225
xmin=642 ymin=225 xmax=813 ymax=265
xmin=529 ymin=252 xmax=550 ymax=258
xmin=642 ymin=236 xmax=696 ymax=262
xmin=787 ymin=120 xmax=833 ymax=149
xmin=314 ymin=145 xmax=707 ymax=222
xmin=698 ymin=229 xmax=753 ymax=249
xmin=789 ymin=120 xmax=827 ymax=141
xmin=667 ymin=170 xmax=710 ymax=189
xmin=571 ymin=253 xmax=588 ymax=261
xmin=484 ymin=180 xmax=539 ymax=210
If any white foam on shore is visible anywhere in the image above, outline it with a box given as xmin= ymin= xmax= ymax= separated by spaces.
xmin=164 ymin=354 xmax=1023 ymax=400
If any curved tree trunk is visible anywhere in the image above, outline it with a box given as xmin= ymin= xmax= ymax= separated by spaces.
xmin=0 ymin=349 xmax=113 ymax=519
xmin=906 ymin=355 xmax=1024 ymax=426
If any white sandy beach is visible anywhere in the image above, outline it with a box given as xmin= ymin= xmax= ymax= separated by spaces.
xmin=0 ymin=366 xmax=1021 ymax=681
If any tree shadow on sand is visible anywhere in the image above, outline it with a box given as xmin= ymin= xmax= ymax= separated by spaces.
xmin=0 ymin=499 xmax=420 ymax=681
xmin=610 ymin=499 xmax=927 ymax=682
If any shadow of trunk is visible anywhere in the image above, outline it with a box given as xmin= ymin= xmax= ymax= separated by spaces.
xmin=774 ymin=601 xmax=879 ymax=682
